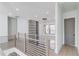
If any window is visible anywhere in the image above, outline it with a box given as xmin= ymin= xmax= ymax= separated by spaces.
xmin=50 ymin=25 xmax=55 ymax=34
xmin=45 ymin=25 xmax=55 ymax=34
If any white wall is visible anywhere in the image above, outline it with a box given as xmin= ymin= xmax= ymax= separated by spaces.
xmin=0 ymin=15 xmax=8 ymax=43
xmin=1 ymin=2 xmax=56 ymax=43
xmin=17 ymin=17 xmax=29 ymax=41
xmin=17 ymin=17 xmax=28 ymax=34
xmin=77 ymin=8 xmax=79 ymax=53
xmin=0 ymin=3 xmax=8 ymax=43
xmin=55 ymin=3 xmax=64 ymax=54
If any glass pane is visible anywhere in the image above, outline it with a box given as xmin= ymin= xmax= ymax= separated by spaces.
xmin=50 ymin=25 xmax=55 ymax=34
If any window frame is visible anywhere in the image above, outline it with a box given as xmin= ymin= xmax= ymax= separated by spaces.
xmin=45 ymin=24 xmax=55 ymax=35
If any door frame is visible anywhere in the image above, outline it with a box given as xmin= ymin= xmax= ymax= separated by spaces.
xmin=64 ymin=17 xmax=75 ymax=47
xmin=8 ymin=16 xmax=17 ymax=41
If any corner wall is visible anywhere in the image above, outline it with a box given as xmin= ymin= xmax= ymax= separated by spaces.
xmin=17 ymin=17 xmax=28 ymax=33
xmin=55 ymin=3 xmax=64 ymax=54
xmin=55 ymin=3 xmax=79 ymax=54
xmin=0 ymin=3 xmax=8 ymax=43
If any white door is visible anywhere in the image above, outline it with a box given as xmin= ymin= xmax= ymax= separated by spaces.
xmin=64 ymin=18 xmax=75 ymax=46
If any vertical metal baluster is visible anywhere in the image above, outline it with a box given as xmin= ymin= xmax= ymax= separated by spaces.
xmin=48 ymin=39 xmax=50 ymax=56
xmin=18 ymin=32 xmax=19 ymax=40
xmin=25 ymin=33 xmax=26 ymax=53
xmin=46 ymin=37 xmax=50 ymax=56
xmin=17 ymin=32 xmax=19 ymax=49
xmin=14 ymin=34 xmax=16 ymax=47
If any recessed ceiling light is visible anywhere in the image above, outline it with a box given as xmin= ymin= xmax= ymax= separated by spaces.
xmin=16 ymin=8 xmax=20 ymax=11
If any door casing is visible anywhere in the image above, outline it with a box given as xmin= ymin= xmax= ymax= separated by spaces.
xmin=64 ymin=17 xmax=75 ymax=46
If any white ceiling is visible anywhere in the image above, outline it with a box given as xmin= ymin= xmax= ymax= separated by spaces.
xmin=2 ymin=2 xmax=78 ymax=21
xmin=60 ymin=2 xmax=79 ymax=12
xmin=2 ymin=2 xmax=55 ymax=21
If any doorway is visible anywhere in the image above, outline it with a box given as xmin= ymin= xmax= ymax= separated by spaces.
xmin=8 ymin=17 xmax=17 ymax=41
xmin=64 ymin=18 xmax=75 ymax=46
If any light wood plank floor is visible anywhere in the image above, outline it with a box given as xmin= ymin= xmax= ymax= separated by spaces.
xmin=49 ymin=45 xmax=79 ymax=56
xmin=59 ymin=45 xmax=78 ymax=56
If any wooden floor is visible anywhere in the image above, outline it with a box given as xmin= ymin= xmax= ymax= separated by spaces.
xmin=47 ymin=45 xmax=78 ymax=56
xmin=59 ymin=45 xmax=78 ymax=56
xmin=0 ymin=40 xmax=79 ymax=56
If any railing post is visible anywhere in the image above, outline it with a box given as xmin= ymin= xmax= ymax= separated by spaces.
xmin=18 ymin=32 xmax=19 ymax=40
xmin=46 ymin=37 xmax=50 ymax=56
xmin=48 ymin=39 xmax=50 ymax=56
xmin=25 ymin=33 xmax=26 ymax=53
xmin=14 ymin=34 xmax=16 ymax=47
